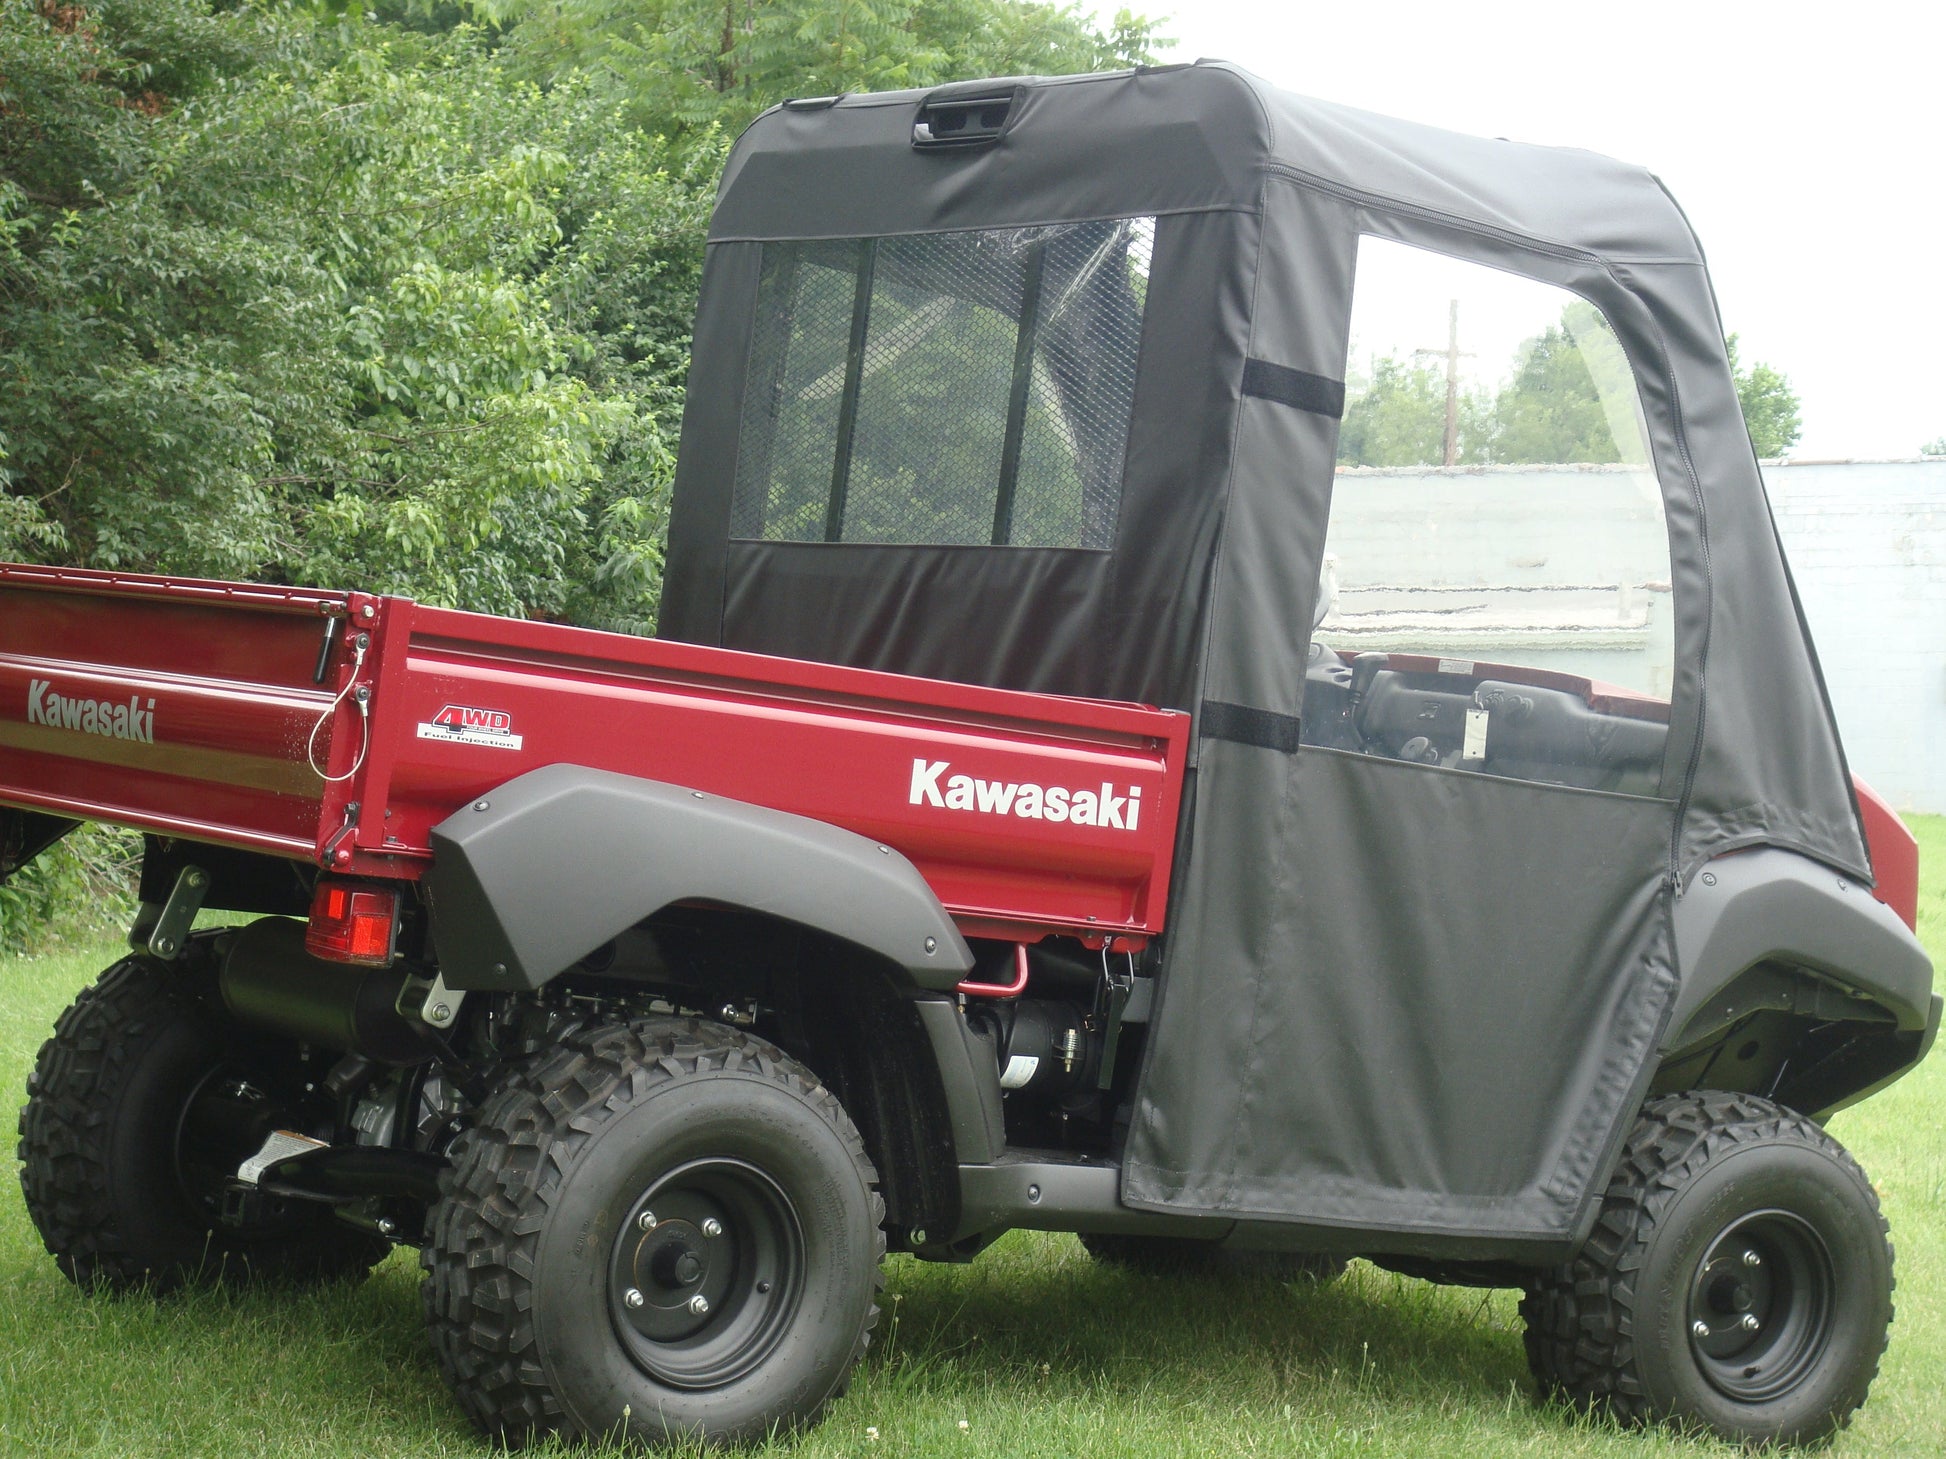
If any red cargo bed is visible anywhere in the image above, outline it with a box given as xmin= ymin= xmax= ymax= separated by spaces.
xmin=0 ymin=564 xmax=1189 ymax=945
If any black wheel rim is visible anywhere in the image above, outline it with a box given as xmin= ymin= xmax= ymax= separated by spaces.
xmin=608 ymin=1158 xmax=806 ymax=1390
xmin=1686 ymin=1208 xmax=1835 ymax=1403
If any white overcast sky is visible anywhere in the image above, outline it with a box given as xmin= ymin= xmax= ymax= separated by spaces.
xmin=1096 ymin=1 xmax=1946 ymax=458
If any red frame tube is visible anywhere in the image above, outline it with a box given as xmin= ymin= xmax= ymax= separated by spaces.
xmin=957 ymin=943 xmax=1031 ymax=999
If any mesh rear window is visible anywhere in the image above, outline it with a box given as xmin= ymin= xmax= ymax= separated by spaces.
xmin=730 ymin=219 xmax=1154 ymax=549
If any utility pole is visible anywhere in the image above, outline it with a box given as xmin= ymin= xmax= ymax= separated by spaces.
xmin=1413 ymin=300 xmax=1471 ymax=466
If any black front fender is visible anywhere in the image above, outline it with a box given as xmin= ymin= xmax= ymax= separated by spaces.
xmin=1668 ymin=846 xmax=1934 ymax=1043
xmin=425 ymin=765 xmax=974 ymax=991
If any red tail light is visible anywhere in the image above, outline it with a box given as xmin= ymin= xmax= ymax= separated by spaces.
xmin=306 ymin=880 xmax=400 ymax=965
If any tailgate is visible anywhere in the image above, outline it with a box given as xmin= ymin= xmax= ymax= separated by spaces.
xmin=0 ymin=564 xmax=362 ymax=860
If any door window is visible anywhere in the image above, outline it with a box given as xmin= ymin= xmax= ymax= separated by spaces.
xmin=1303 ymin=237 xmax=1676 ymax=796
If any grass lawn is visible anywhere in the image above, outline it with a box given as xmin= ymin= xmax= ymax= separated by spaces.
xmin=1 ymin=819 xmax=1942 ymax=1457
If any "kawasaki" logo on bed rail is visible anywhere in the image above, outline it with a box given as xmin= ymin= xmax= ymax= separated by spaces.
xmin=25 ymin=679 xmax=155 ymax=744
xmin=908 ymin=759 xmax=1142 ymax=829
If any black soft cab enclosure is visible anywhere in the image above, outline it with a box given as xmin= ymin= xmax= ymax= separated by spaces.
xmin=662 ymin=60 xmax=1934 ymax=1446
xmin=665 ymin=58 xmax=1930 ymax=1243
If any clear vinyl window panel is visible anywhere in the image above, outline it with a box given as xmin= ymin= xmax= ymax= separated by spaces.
xmin=1305 ymin=237 xmax=1676 ymax=796
xmin=730 ymin=219 xmax=1153 ymax=549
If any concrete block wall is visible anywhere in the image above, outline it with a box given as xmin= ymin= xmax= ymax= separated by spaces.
xmin=1323 ymin=464 xmax=1676 ymax=696
xmin=1765 ymin=460 xmax=1946 ymax=815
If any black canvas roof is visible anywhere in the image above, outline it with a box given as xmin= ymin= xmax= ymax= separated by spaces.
xmin=709 ymin=62 xmax=1701 ymax=267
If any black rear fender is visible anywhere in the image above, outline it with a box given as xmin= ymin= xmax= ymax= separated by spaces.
xmin=423 ymin=764 xmax=974 ymax=993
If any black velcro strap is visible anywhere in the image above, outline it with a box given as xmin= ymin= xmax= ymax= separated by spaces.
xmin=1241 ymin=358 xmax=1346 ymax=419
xmin=1200 ymin=700 xmax=1301 ymax=753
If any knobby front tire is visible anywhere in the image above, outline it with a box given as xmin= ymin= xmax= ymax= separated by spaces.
xmin=1521 ymin=1091 xmax=1892 ymax=1447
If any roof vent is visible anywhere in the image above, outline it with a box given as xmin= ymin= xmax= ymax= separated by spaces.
xmin=913 ymin=91 xmax=1016 ymax=150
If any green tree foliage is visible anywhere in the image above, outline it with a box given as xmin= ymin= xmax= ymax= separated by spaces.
xmin=1488 ymin=322 xmax=1625 ymax=465
xmin=1340 ymin=317 xmax=1621 ymax=469
xmin=473 ymin=0 xmax=1167 ymax=137
xmin=1726 ymin=333 xmax=1802 ymax=459
xmin=0 ymin=4 xmax=673 ymax=618
xmin=1 ymin=0 xmax=1158 ymax=620
xmin=1338 ymin=357 xmax=1491 ymax=468
xmin=1920 ymin=437 xmax=1945 ymax=457
xmin=1 ymin=0 xmax=272 ymax=564
xmin=1340 ymin=310 xmax=1798 ymax=469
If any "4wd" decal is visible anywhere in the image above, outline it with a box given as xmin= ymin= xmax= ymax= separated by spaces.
xmin=416 ymin=703 xmax=523 ymax=751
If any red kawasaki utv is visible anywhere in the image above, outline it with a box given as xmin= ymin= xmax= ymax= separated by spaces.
xmin=4 ymin=61 xmax=1932 ymax=1449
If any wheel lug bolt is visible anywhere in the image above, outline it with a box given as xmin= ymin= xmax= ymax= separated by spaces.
xmin=689 ymin=1294 xmax=711 ymax=1316
xmin=624 ymin=1288 xmax=644 ymax=1309
xmin=638 ymin=1211 xmax=657 ymax=1232
xmin=1691 ymin=1320 xmax=1710 ymax=1339
xmin=702 ymin=1218 xmax=723 ymax=1237
xmin=1742 ymin=1249 xmax=1761 ymax=1268
xmin=1740 ymin=1314 xmax=1760 ymax=1332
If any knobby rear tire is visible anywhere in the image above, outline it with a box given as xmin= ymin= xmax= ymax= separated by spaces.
xmin=16 ymin=953 xmax=390 ymax=1293
xmin=421 ymin=1016 xmax=885 ymax=1449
